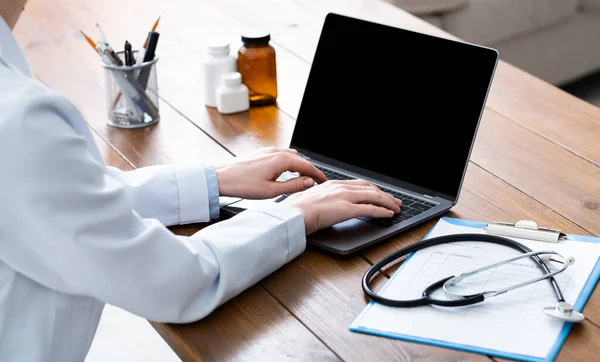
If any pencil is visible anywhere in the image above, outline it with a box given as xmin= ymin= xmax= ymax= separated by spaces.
xmin=80 ymin=30 xmax=99 ymax=54
xmin=142 ymin=16 xmax=161 ymax=48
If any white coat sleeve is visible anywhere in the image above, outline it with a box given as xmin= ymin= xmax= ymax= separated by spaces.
xmin=0 ymin=90 xmax=306 ymax=323
xmin=105 ymin=164 xmax=212 ymax=226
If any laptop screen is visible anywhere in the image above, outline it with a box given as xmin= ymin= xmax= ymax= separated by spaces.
xmin=290 ymin=13 xmax=498 ymax=199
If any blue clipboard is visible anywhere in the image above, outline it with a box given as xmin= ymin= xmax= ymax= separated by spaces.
xmin=350 ymin=217 xmax=600 ymax=362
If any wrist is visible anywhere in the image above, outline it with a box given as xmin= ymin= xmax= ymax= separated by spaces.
xmin=281 ymin=198 xmax=314 ymax=235
xmin=215 ymin=165 xmax=235 ymax=197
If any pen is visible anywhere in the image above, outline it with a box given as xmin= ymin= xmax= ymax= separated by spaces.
xmin=104 ymin=46 xmax=124 ymax=67
xmin=124 ymin=40 xmax=134 ymax=66
xmin=96 ymin=22 xmax=109 ymax=46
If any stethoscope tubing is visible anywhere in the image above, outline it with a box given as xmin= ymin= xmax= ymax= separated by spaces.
xmin=362 ymin=233 xmax=564 ymax=307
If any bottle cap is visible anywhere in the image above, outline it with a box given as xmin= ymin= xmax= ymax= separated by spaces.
xmin=221 ymin=72 xmax=243 ymax=86
xmin=241 ymin=29 xmax=270 ymax=44
xmin=207 ymin=41 xmax=230 ymax=56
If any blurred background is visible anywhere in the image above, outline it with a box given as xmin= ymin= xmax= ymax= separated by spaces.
xmin=387 ymin=0 xmax=600 ymax=106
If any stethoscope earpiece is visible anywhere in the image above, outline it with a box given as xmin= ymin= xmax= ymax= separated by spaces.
xmin=540 ymin=254 xmax=574 ymax=266
xmin=565 ymin=255 xmax=575 ymax=266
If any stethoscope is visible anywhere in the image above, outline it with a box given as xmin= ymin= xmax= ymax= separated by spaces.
xmin=362 ymin=233 xmax=585 ymax=323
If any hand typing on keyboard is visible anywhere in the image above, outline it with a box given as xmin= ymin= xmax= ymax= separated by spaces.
xmin=214 ymin=147 xmax=327 ymax=199
xmin=282 ymin=179 xmax=402 ymax=235
xmin=214 ymin=146 xmax=402 ymax=235
xmin=295 ymin=164 xmax=434 ymax=228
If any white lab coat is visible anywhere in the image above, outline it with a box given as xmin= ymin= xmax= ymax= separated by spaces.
xmin=0 ymin=17 xmax=305 ymax=362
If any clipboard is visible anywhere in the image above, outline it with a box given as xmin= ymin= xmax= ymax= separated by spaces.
xmin=350 ymin=217 xmax=600 ymax=362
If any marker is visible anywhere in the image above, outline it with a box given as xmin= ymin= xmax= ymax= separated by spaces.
xmin=137 ymin=31 xmax=160 ymax=90
xmin=124 ymin=40 xmax=134 ymax=66
xmin=142 ymin=16 xmax=161 ymax=49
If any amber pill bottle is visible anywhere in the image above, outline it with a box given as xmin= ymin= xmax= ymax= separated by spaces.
xmin=237 ymin=30 xmax=278 ymax=106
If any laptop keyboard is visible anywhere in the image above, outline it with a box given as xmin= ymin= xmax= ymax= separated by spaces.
xmin=313 ymin=165 xmax=437 ymax=228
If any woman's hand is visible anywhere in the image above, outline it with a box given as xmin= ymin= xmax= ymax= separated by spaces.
xmin=282 ymin=179 xmax=402 ymax=235
xmin=215 ymin=147 xmax=328 ymax=199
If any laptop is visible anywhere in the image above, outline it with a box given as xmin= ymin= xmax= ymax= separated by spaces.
xmin=220 ymin=13 xmax=499 ymax=255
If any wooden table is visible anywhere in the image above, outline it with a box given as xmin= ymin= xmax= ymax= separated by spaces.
xmin=15 ymin=0 xmax=600 ymax=360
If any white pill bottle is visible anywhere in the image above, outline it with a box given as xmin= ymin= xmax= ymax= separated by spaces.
xmin=216 ymin=72 xmax=250 ymax=114
xmin=201 ymin=41 xmax=237 ymax=108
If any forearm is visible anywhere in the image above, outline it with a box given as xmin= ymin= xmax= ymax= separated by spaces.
xmin=106 ymin=164 xmax=214 ymax=226
xmin=5 ymin=165 xmax=305 ymax=323
xmin=176 ymin=201 xmax=306 ymax=322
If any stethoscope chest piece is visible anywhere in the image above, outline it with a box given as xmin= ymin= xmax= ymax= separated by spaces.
xmin=543 ymin=301 xmax=585 ymax=323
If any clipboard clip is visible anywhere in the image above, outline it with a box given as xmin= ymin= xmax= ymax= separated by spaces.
xmin=485 ymin=220 xmax=567 ymax=243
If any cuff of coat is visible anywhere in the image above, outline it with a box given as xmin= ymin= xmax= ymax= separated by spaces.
xmin=204 ymin=166 xmax=220 ymax=220
xmin=173 ymin=164 xmax=210 ymax=224
xmin=246 ymin=201 xmax=306 ymax=261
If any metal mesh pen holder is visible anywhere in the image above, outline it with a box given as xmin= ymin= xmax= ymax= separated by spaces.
xmin=101 ymin=51 xmax=160 ymax=128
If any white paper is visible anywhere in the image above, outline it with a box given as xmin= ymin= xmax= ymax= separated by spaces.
xmin=352 ymin=218 xmax=600 ymax=359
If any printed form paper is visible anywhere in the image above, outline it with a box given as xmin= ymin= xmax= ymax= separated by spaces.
xmin=351 ymin=219 xmax=600 ymax=359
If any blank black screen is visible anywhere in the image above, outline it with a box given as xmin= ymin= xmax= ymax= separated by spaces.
xmin=291 ymin=13 xmax=498 ymax=198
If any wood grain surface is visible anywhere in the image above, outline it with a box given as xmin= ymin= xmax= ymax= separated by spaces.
xmin=13 ymin=0 xmax=600 ymax=360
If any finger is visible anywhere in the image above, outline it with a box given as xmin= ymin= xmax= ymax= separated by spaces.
xmin=263 ymin=147 xmax=299 ymax=156
xmin=276 ymin=151 xmax=314 ymax=169
xmin=348 ymin=204 xmax=396 ymax=219
xmin=260 ymin=146 xmax=278 ymax=154
xmin=279 ymin=154 xmax=328 ymax=183
xmin=281 ymin=148 xmax=300 ymax=155
xmin=345 ymin=190 xmax=401 ymax=213
xmin=273 ymin=176 xmax=315 ymax=195
xmin=326 ymin=179 xmax=371 ymax=186
xmin=340 ymin=185 xmax=402 ymax=206
xmin=277 ymin=150 xmax=317 ymax=164
xmin=327 ymin=180 xmax=401 ymax=206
